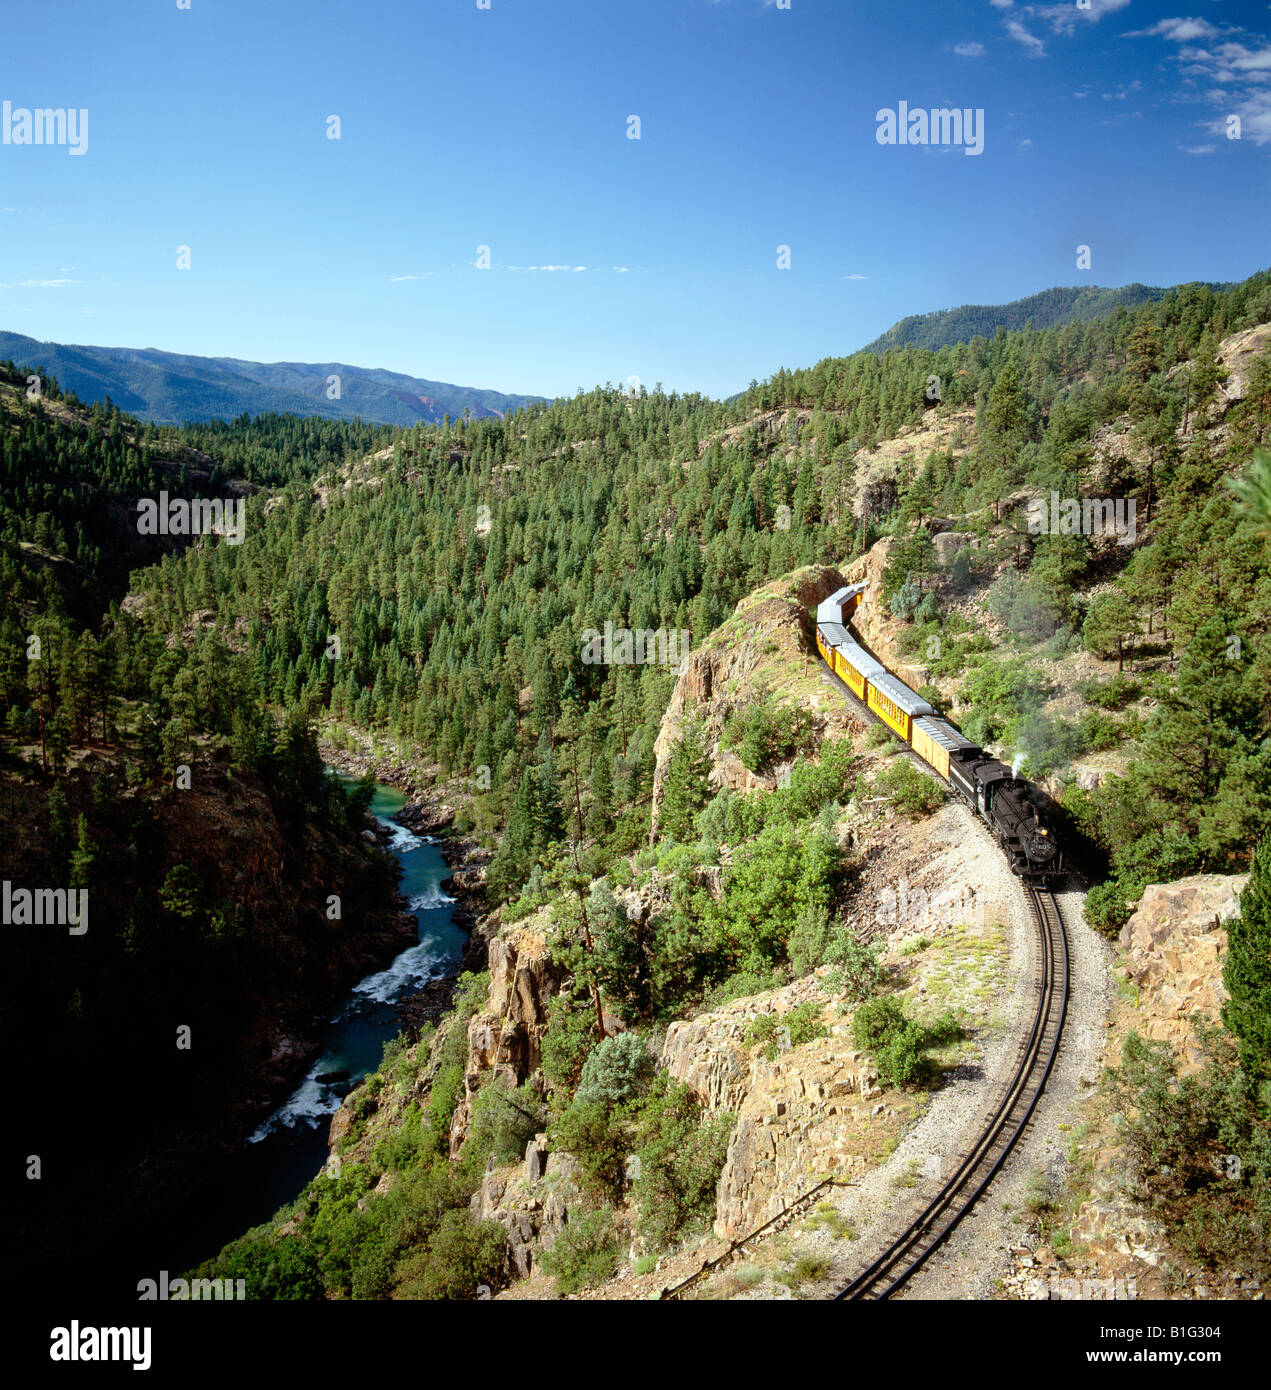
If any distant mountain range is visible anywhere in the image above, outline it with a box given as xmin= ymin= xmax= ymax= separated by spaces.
xmin=0 ymin=331 xmax=541 ymax=427
xmin=858 ymin=283 xmax=1227 ymax=355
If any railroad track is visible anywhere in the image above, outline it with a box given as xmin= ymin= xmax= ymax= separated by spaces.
xmin=813 ymin=649 xmax=1071 ymax=1298
xmin=834 ymin=886 xmax=1069 ymax=1299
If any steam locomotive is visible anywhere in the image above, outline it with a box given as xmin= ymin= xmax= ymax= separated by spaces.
xmin=815 ymin=583 xmax=1064 ymax=883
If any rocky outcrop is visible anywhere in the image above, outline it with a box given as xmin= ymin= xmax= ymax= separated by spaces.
xmin=651 ymin=564 xmax=863 ymax=822
xmin=471 ymin=1135 xmax=589 ymax=1280
xmin=450 ymin=921 xmax=564 ymax=1157
xmin=932 ymin=530 xmax=978 ymax=566
xmin=1117 ymin=873 xmax=1247 ymax=1069
xmin=659 ymin=975 xmax=884 ymax=1242
xmin=1216 ymin=322 xmax=1271 ymax=405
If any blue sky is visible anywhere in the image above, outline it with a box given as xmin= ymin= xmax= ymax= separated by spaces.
xmin=1 ymin=0 xmax=1268 ymax=400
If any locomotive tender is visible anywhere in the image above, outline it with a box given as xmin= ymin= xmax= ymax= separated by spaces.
xmin=815 ymin=584 xmax=1063 ymax=883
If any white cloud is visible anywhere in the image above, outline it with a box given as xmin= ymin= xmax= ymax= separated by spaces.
xmin=1033 ymin=0 xmax=1131 ymax=35
xmin=843 ymin=273 xmax=870 ymax=280
xmin=1006 ymin=18 xmax=1046 ymax=56
xmin=0 ymin=278 xmax=78 ymax=289
xmin=954 ymin=41 xmax=985 ymax=57
xmin=1130 ymin=18 xmax=1220 ymax=43
xmin=1137 ymin=23 xmax=1271 ymax=146
xmin=1179 ymin=143 xmax=1216 ymax=154
xmin=388 ymin=273 xmax=432 ymax=282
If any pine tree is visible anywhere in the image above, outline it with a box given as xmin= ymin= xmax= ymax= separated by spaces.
xmin=69 ymin=814 xmax=95 ymax=890
xmin=658 ymin=727 xmax=712 ymax=842
xmin=1223 ymin=834 xmax=1271 ymax=1083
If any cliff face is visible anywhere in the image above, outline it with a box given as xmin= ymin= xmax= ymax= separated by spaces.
xmin=659 ymin=974 xmax=887 ymax=1241
xmin=651 ymin=563 xmax=864 ymax=820
xmin=1115 ymin=874 xmax=1247 ymax=1069
xmin=449 ymin=920 xmax=565 ymax=1157
xmin=1057 ymin=873 xmax=1250 ymax=1291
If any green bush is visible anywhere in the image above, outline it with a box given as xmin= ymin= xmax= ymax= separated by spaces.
xmin=1077 ymin=674 xmax=1143 ymax=710
xmin=724 ymin=691 xmax=817 ymax=773
xmin=541 ymin=998 xmax=599 ymax=1096
xmin=633 ymin=1077 xmax=733 ymax=1249
xmin=875 ymin=759 xmax=944 ymax=817
xmin=537 ymin=1208 xmax=622 ymax=1295
xmin=787 ymin=902 xmax=833 ymax=977
xmin=824 ymin=926 xmax=887 ymax=1001
xmin=866 ymin=722 xmax=896 ymax=749
xmin=1106 ymin=1029 xmax=1271 ymax=1279
xmin=575 ymin=1032 xmax=655 ymax=1111
xmin=745 ymin=1001 xmax=828 ymax=1060
xmin=393 ymin=1209 xmax=508 ymax=1300
xmin=550 ymin=1099 xmax=629 ymax=1202
xmin=464 ymin=1078 xmax=545 ymax=1168
xmin=852 ymin=996 xmax=962 ymax=1089
xmin=1078 ymin=709 xmax=1124 ymax=752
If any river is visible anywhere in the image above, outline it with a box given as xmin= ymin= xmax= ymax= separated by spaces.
xmin=196 ymin=775 xmax=466 ymax=1256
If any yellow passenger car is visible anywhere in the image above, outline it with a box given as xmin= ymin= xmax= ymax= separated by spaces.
xmin=866 ymin=670 xmax=934 ymax=742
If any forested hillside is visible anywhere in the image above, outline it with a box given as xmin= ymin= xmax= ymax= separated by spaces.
xmin=113 ymin=271 xmax=1271 ymax=918
xmin=858 ymin=282 xmax=1184 ymax=355
xmin=0 ymin=361 xmax=417 ymax=1286
xmin=3 ymin=268 xmax=1270 ymax=1299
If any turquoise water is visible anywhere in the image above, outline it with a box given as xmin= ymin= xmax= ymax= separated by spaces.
xmin=222 ymin=773 xmax=466 ymax=1235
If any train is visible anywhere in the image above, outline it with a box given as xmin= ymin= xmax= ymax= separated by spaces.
xmin=815 ymin=583 xmax=1064 ymax=883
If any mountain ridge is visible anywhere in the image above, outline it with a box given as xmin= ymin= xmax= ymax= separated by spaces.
xmin=0 ymin=330 xmax=542 ymax=427
xmin=857 ymin=282 xmax=1233 ymax=355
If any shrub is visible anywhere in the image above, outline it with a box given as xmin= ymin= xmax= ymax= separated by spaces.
xmin=550 ymin=1100 xmax=629 ymax=1202
xmin=866 ymin=721 xmax=897 ymax=750
xmin=725 ymin=691 xmax=816 ymax=773
xmin=575 ymin=1032 xmax=655 ymax=1111
xmin=852 ymin=995 xmax=908 ymax=1051
xmin=393 ymin=1209 xmax=507 ymax=1300
xmin=914 ymin=590 xmax=940 ymax=624
xmin=745 ymin=1001 xmax=828 ymax=1060
xmin=537 ymin=1209 xmax=622 ymax=1295
xmin=852 ymin=997 xmax=962 ymax=1089
xmin=464 ymin=1078 xmax=545 ymax=1168
xmin=633 ymin=1077 xmax=733 ymax=1249
xmin=541 ymin=999 xmax=599 ymax=1096
xmin=1083 ymin=878 xmax=1140 ymax=935
xmin=824 ymin=926 xmax=887 ymax=1001
xmin=875 ymin=759 xmax=944 ymax=817
xmin=1106 ymin=1029 xmax=1271 ymax=1279
xmin=1077 ymin=674 xmax=1143 ymax=710
xmin=1079 ymin=709 xmax=1123 ymax=752
xmin=788 ymin=902 xmax=833 ymax=977
xmin=889 ymin=574 xmax=921 ymax=620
